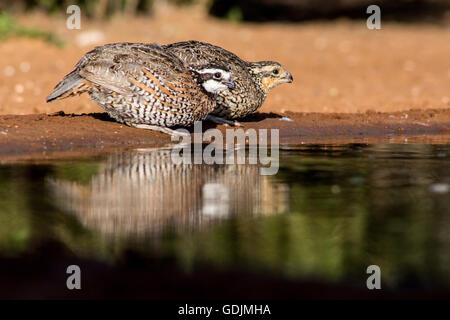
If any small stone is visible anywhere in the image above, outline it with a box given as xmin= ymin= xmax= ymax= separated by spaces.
xmin=19 ymin=62 xmax=31 ymax=73
xmin=4 ymin=66 xmax=15 ymax=77
xmin=279 ymin=116 xmax=293 ymax=122
xmin=15 ymin=84 xmax=24 ymax=94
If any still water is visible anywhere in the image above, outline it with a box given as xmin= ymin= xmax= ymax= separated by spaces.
xmin=0 ymin=144 xmax=449 ymax=296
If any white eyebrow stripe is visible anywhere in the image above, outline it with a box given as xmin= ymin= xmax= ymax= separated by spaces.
xmin=196 ymin=68 xmax=226 ymax=74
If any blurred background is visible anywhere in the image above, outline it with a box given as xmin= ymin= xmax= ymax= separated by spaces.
xmin=0 ymin=0 xmax=450 ymax=115
xmin=1 ymin=2 xmax=450 ymax=299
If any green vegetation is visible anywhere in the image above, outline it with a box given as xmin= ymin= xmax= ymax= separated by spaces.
xmin=225 ymin=6 xmax=243 ymax=23
xmin=0 ymin=11 xmax=64 ymax=46
xmin=52 ymin=162 xmax=100 ymax=185
xmin=0 ymin=166 xmax=32 ymax=256
xmin=0 ymin=0 xmax=211 ymax=19
xmin=2 ymin=0 xmax=154 ymax=18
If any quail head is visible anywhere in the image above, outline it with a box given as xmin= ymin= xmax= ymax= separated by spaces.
xmin=163 ymin=40 xmax=293 ymax=123
xmin=46 ymin=42 xmax=235 ymax=136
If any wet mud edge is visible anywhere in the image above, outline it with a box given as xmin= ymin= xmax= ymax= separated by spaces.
xmin=0 ymin=109 xmax=449 ymax=162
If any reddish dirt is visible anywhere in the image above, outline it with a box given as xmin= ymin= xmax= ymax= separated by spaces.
xmin=0 ymin=111 xmax=171 ymax=161
xmin=2 ymin=5 xmax=450 ymax=115
xmin=0 ymin=108 xmax=448 ymax=161
xmin=0 ymin=4 xmax=449 ymax=159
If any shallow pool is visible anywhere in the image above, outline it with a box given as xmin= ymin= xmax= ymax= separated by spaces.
xmin=0 ymin=143 xmax=449 ymax=298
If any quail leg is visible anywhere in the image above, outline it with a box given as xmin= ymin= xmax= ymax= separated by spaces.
xmin=131 ymin=124 xmax=191 ymax=137
xmin=206 ymin=115 xmax=242 ymax=127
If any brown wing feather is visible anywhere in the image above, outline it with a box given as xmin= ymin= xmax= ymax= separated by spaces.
xmin=77 ymin=43 xmax=188 ymax=95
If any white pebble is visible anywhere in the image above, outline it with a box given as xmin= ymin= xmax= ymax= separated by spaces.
xmin=20 ymin=62 xmax=31 ymax=73
xmin=4 ymin=66 xmax=15 ymax=77
xmin=15 ymin=84 xmax=24 ymax=94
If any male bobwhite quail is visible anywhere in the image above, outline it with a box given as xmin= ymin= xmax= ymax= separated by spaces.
xmin=46 ymin=42 xmax=235 ymax=136
xmin=163 ymin=40 xmax=293 ymax=125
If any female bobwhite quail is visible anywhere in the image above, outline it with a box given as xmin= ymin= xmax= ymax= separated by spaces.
xmin=46 ymin=42 xmax=235 ymax=136
xmin=162 ymin=40 xmax=293 ymax=125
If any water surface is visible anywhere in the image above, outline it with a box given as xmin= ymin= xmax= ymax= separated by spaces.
xmin=0 ymin=144 xmax=449 ymax=297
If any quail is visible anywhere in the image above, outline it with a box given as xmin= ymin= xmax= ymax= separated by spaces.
xmin=49 ymin=150 xmax=284 ymax=237
xmin=46 ymin=42 xmax=236 ymax=136
xmin=163 ymin=40 xmax=293 ymax=125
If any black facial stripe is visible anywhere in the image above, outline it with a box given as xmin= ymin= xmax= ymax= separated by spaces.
xmin=263 ymin=71 xmax=278 ymax=78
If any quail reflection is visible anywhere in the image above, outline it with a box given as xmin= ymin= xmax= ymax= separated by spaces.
xmin=48 ymin=150 xmax=289 ymax=237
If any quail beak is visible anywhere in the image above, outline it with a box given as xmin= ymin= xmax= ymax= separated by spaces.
xmin=225 ymin=80 xmax=236 ymax=90
xmin=283 ymin=72 xmax=293 ymax=83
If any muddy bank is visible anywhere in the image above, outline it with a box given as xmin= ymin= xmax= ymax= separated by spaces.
xmin=0 ymin=108 xmax=449 ymax=161
xmin=0 ymin=111 xmax=171 ymax=161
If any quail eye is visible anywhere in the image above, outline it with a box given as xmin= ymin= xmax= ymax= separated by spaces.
xmin=272 ymin=69 xmax=279 ymax=75
xmin=214 ymin=72 xmax=221 ymax=79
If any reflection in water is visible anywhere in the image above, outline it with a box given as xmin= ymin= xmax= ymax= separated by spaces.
xmin=0 ymin=144 xmax=449 ymax=291
xmin=48 ymin=150 xmax=289 ymax=237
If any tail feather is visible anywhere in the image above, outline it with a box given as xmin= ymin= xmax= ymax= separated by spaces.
xmin=46 ymin=70 xmax=84 ymax=102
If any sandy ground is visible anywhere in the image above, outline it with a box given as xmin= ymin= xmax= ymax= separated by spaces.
xmin=1 ymin=4 xmax=450 ymax=115
xmin=0 ymin=4 xmax=449 ymax=158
